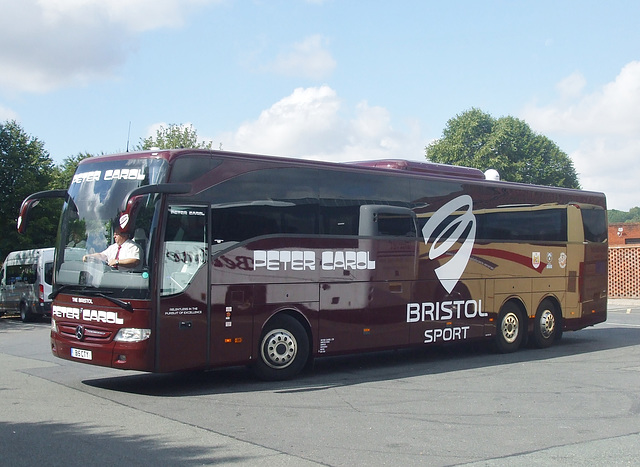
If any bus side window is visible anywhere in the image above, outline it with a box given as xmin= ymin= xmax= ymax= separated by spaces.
xmin=320 ymin=206 xmax=359 ymax=236
xmin=358 ymin=205 xmax=417 ymax=237
xmin=581 ymin=207 xmax=607 ymax=243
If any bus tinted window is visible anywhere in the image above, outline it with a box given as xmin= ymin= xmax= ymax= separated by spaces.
xmin=581 ymin=208 xmax=607 ymax=243
xmin=204 ymin=168 xmax=318 ymax=204
xmin=476 ymin=209 xmax=567 ymax=242
xmin=377 ymin=213 xmax=417 ymax=237
xmin=212 ymin=202 xmax=318 ymax=243
xmin=205 ymin=168 xmax=417 ymax=240
xmin=320 ymin=169 xmax=413 ymax=204
xmin=169 ymin=156 xmax=222 ymax=183
xmin=319 ymin=205 xmax=359 ymax=236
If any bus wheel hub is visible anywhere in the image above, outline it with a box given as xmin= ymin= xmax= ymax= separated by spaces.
xmin=262 ymin=329 xmax=297 ymax=369
xmin=539 ymin=309 xmax=555 ymax=338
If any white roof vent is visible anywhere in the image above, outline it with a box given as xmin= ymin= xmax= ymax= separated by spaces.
xmin=484 ymin=169 xmax=500 ymax=181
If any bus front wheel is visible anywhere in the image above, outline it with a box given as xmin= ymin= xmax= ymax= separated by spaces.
xmin=253 ymin=314 xmax=309 ymax=381
xmin=495 ymin=302 xmax=525 ymax=353
xmin=533 ymin=299 xmax=560 ymax=348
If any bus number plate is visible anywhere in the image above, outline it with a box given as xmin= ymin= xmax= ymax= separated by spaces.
xmin=71 ymin=348 xmax=92 ymax=360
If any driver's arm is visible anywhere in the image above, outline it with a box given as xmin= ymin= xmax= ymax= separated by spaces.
xmin=83 ymin=252 xmax=107 ymax=262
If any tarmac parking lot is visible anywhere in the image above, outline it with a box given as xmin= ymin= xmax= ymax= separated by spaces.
xmin=1 ymin=300 xmax=639 ymax=466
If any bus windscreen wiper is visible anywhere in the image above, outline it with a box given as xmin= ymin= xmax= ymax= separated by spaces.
xmin=81 ymin=291 xmax=134 ymax=313
xmin=50 ymin=286 xmax=133 ymax=313
xmin=49 ymin=284 xmax=78 ymax=300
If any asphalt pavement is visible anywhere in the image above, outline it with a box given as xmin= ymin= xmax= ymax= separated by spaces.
xmin=607 ymin=298 xmax=640 ymax=312
xmin=1 ymin=297 xmax=639 ymax=466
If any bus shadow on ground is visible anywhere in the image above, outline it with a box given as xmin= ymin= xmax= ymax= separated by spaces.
xmin=83 ymin=325 xmax=640 ymax=397
xmin=0 ymin=420 xmax=246 ymax=465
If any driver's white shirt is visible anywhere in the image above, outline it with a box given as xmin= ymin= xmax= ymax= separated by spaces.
xmin=102 ymin=239 xmax=140 ymax=263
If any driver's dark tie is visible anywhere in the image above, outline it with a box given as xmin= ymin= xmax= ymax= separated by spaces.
xmin=115 ymin=245 xmax=121 ymax=268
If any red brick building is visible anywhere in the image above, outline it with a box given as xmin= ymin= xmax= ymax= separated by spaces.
xmin=609 ymin=222 xmax=640 ymax=246
xmin=608 ymin=223 xmax=640 ymax=298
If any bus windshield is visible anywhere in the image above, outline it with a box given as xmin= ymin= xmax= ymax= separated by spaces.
xmin=54 ymin=157 xmax=168 ymax=299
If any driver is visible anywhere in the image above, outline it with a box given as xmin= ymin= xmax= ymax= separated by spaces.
xmin=83 ymin=229 xmax=141 ymax=270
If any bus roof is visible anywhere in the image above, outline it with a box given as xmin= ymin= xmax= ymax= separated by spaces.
xmin=84 ymin=149 xmax=485 ymax=179
xmin=80 ymin=149 xmax=605 ymax=202
xmin=347 ymin=159 xmax=486 ymax=180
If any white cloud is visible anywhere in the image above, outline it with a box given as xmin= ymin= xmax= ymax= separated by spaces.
xmin=522 ymin=61 xmax=640 ymax=211
xmin=38 ymin=0 xmax=210 ymax=33
xmin=268 ymin=35 xmax=336 ymax=80
xmin=0 ymin=104 xmax=19 ymax=121
xmin=214 ymin=85 xmax=424 ymax=162
xmin=0 ymin=0 xmax=219 ymax=94
xmin=524 ymin=61 xmax=640 ymax=135
xmin=555 ymin=71 xmax=587 ymax=100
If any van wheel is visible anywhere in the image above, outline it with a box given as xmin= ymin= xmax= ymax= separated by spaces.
xmin=495 ymin=302 xmax=525 ymax=353
xmin=533 ymin=299 xmax=560 ymax=348
xmin=253 ymin=315 xmax=309 ymax=381
xmin=20 ymin=303 xmax=33 ymax=323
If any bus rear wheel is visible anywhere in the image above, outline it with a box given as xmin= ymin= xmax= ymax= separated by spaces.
xmin=495 ymin=302 xmax=525 ymax=353
xmin=253 ymin=314 xmax=309 ymax=381
xmin=533 ymin=299 xmax=560 ymax=348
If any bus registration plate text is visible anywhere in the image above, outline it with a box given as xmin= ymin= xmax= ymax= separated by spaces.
xmin=71 ymin=348 xmax=92 ymax=360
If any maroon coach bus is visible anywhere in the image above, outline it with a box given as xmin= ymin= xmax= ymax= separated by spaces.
xmin=18 ymin=149 xmax=608 ymax=380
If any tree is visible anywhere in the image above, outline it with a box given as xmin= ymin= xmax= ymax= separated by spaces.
xmin=137 ymin=124 xmax=213 ymax=150
xmin=0 ymin=120 xmax=59 ymax=257
xmin=426 ymin=108 xmax=580 ymax=188
xmin=609 ymin=207 xmax=640 ymax=224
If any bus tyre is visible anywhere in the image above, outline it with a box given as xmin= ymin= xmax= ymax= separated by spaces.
xmin=533 ymin=299 xmax=559 ymax=349
xmin=495 ymin=302 xmax=524 ymax=353
xmin=254 ymin=315 xmax=309 ymax=381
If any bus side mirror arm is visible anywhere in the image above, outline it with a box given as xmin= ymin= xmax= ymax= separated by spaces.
xmin=120 ymin=183 xmax=192 ymax=212
xmin=17 ymin=189 xmax=68 ymax=234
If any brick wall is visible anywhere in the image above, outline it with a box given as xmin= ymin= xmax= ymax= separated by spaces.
xmin=609 ymin=246 xmax=640 ymax=298
xmin=609 ymin=223 xmax=640 ymax=246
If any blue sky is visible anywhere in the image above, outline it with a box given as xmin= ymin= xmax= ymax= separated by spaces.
xmin=1 ymin=0 xmax=639 ymax=210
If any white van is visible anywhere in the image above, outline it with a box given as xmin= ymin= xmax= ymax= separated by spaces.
xmin=0 ymin=248 xmax=54 ymax=322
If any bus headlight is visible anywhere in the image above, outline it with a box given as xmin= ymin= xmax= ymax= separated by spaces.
xmin=114 ymin=328 xmax=151 ymax=342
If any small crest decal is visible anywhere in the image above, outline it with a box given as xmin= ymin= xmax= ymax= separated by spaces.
xmin=532 ymin=252 xmax=541 ymax=269
xmin=558 ymin=252 xmax=567 ymax=269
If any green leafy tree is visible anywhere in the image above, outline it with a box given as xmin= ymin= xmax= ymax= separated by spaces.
xmin=0 ymin=120 xmax=59 ymax=257
xmin=609 ymin=207 xmax=640 ymax=224
xmin=426 ymin=108 xmax=580 ymax=188
xmin=137 ymin=123 xmax=213 ymax=150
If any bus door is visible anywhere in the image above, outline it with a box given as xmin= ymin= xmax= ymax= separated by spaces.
xmin=157 ymin=205 xmax=209 ymax=372
xmin=360 ymin=207 xmax=418 ymax=349
xmin=361 ymin=237 xmax=416 ymax=350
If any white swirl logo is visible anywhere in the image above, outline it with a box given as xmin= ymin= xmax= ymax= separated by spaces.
xmin=421 ymin=195 xmax=476 ymax=294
